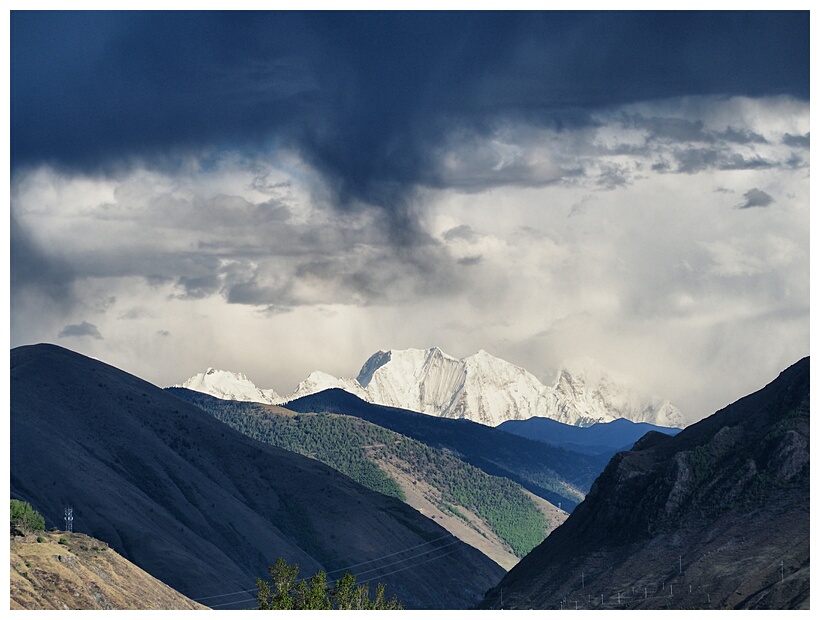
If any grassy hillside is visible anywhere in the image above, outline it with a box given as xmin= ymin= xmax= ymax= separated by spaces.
xmin=10 ymin=531 xmax=208 ymax=610
xmin=170 ymin=389 xmax=550 ymax=558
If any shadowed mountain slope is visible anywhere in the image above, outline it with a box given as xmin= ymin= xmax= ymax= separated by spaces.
xmin=285 ymin=388 xmax=610 ymax=512
xmin=10 ymin=344 xmax=505 ymax=609
xmin=480 ymin=357 xmax=809 ymax=610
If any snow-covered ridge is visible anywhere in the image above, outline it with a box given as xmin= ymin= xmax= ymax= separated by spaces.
xmin=172 ymin=368 xmax=282 ymax=405
xmin=173 ymin=348 xmax=685 ymax=428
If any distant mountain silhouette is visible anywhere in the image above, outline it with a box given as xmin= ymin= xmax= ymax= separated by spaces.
xmin=480 ymin=357 xmax=809 ymax=610
xmin=498 ymin=417 xmax=679 ymax=458
xmin=10 ymin=344 xmax=505 ymax=609
xmin=285 ymin=388 xmax=610 ymax=512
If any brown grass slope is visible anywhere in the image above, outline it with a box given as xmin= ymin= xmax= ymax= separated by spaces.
xmin=10 ymin=344 xmax=505 ymax=609
xmin=480 ymin=357 xmax=809 ymax=610
xmin=10 ymin=531 xmax=208 ymax=610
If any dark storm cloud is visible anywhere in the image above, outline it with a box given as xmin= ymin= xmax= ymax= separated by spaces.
xmin=58 ymin=321 xmax=103 ymax=339
xmin=458 ymin=255 xmax=484 ymax=266
xmin=596 ymin=163 xmax=632 ymax=189
xmin=672 ymin=148 xmax=773 ymax=174
xmin=718 ymin=127 xmax=768 ymax=144
xmin=633 ymin=117 xmax=714 ymax=143
xmin=738 ymin=188 xmax=774 ymax=209
xmin=622 ymin=115 xmax=768 ymax=148
xmin=443 ymin=225 xmax=478 ymax=242
xmin=782 ymin=132 xmax=810 ymax=148
xmin=176 ymin=274 xmax=223 ymax=299
xmin=226 ymin=279 xmax=291 ymax=307
xmin=10 ymin=212 xmax=76 ymax=306
xmin=11 ymin=11 xmax=809 ymax=220
xmin=719 ymin=154 xmax=774 ymax=171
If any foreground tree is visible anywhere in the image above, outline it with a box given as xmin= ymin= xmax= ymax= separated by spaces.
xmin=257 ymin=558 xmax=403 ymax=610
xmin=10 ymin=499 xmax=46 ymax=535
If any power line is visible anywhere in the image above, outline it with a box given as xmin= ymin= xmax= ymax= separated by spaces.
xmin=325 ymin=533 xmax=454 ymax=576
xmin=357 ymin=545 xmax=458 ymax=584
xmin=196 ymin=539 xmax=461 ymax=604
xmin=192 ymin=534 xmax=458 ymax=605
xmin=207 ymin=542 xmax=460 ymax=609
xmin=354 ymin=540 xmax=462 ymax=580
xmin=194 ymin=586 xmax=260 ymax=603
xmin=186 ymin=573 xmax=261 ymax=601
xmin=209 ymin=596 xmax=258 ymax=609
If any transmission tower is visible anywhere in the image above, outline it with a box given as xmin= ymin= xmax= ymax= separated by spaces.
xmin=64 ymin=506 xmax=73 ymax=532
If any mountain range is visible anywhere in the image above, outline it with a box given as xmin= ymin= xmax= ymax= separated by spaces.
xmin=499 ymin=417 xmax=680 ymax=457
xmin=10 ymin=343 xmax=505 ymax=609
xmin=11 ymin=342 xmax=805 ymax=610
xmin=480 ymin=357 xmax=810 ymax=610
xmin=175 ymin=347 xmax=685 ymax=428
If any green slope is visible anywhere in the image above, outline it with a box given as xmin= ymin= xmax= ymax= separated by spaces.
xmin=170 ymin=389 xmax=548 ymax=557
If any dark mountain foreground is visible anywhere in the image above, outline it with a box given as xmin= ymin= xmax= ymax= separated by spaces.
xmin=498 ymin=417 xmax=680 ymax=457
xmin=285 ymin=389 xmax=609 ymax=511
xmin=10 ymin=344 xmax=505 ymax=609
xmin=10 ymin=531 xmax=207 ymax=610
xmin=480 ymin=357 xmax=809 ymax=610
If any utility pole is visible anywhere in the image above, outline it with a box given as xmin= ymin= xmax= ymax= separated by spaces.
xmin=617 ymin=592 xmax=621 ymax=604
xmin=644 ymin=587 xmax=647 ymax=600
xmin=781 ymin=561 xmax=784 ymax=583
xmin=64 ymin=507 xmax=73 ymax=532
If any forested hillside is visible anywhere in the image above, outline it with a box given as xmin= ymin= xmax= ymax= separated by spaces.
xmin=284 ymin=389 xmax=607 ymax=511
xmin=170 ymin=389 xmax=550 ymax=558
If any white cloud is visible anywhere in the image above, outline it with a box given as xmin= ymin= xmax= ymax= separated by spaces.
xmin=10 ymin=95 xmax=809 ymax=422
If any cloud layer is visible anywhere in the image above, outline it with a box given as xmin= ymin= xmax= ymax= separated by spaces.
xmin=10 ymin=12 xmax=810 ymax=422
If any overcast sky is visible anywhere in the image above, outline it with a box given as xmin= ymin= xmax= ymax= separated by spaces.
xmin=9 ymin=11 xmax=810 ymax=422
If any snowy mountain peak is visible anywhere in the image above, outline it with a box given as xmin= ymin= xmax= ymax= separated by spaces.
xmin=549 ymin=360 xmax=685 ymax=428
xmin=289 ymin=370 xmax=366 ymax=402
xmin=173 ymin=368 xmax=281 ymax=405
xmin=175 ymin=347 xmax=684 ymax=429
xmin=353 ymin=347 xmax=684 ymax=428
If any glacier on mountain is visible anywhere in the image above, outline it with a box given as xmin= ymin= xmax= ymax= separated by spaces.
xmin=173 ymin=348 xmax=685 ymax=428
